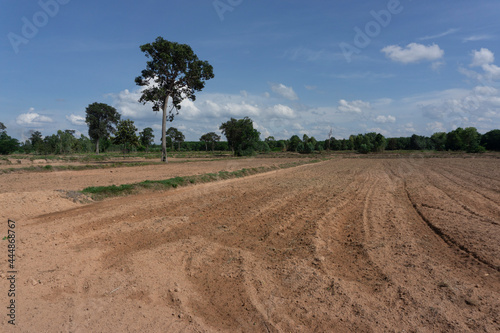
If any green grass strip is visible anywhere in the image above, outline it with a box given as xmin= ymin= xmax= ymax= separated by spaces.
xmin=80 ymin=158 xmax=325 ymax=200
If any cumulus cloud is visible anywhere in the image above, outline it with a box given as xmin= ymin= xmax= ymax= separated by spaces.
xmin=464 ymin=48 xmax=500 ymax=81
xmin=178 ymin=99 xmax=201 ymax=120
xmin=270 ymin=83 xmax=298 ymax=100
xmin=374 ymin=115 xmax=396 ymax=123
xmin=419 ymin=85 xmax=500 ymax=125
xmin=66 ymin=114 xmax=86 ymax=126
xmin=426 ymin=121 xmax=446 ymax=133
xmin=471 ymin=48 xmax=495 ymax=67
xmin=16 ymin=110 xmax=53 ymax=127
xmin=337 ymin=100 xmax=371 ymax=113
xmin=270 ymin=104 xmax=296 ymax=118
xmin=108 ymin=89 xmax=149 ymax=118
xmin=381 ymin=43 xmax=444 ymax=64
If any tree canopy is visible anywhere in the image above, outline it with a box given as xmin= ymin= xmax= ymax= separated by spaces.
xmin=139 ymin=127 xmax=155 ymax=151
xmin=200 ymin=132 xmax=221 ymax=151
xmin=219 ymin=117 xmax=261 ymax=156
xmin=135 ymin=36 xmax=214 ymax=162
xmin=85 ymin=102 xmax=121 ymax=154
xmin=0 ymin=124 xmax=19 ymax=155
xmin=113 ymin=119 xmax=139 ymax=153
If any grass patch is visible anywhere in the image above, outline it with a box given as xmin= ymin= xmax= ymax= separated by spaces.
xmin=81 ymin=158 xmax=325 ymax=200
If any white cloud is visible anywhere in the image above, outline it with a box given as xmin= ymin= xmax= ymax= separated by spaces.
xmin=426 ymin=121 xmax=446 ymax=133
xmin=419 ymin=85 xmax=500 ymax=127
xmin=474 ymin=86 xmax=498 ymax=96
xmin=178 ymin=99 xmax=201 ymax=120
xmin=471 ymin=48 xmax=494 ymax=67
xmin=270 ymin=104 xmax=296 ymax=118
xmin=467 ymin=48 xmax=500 ymax=81
xmin=463 ymin=35 xmax=493 ymax=43
xmin=431 ymin=61 xmax=445 ymax=71
xmin=381 ymin=43 xmax=444 ymax=64
xmin=419 ymin=28 xmax=459 ymax=41
xmin=374 ymin=115 xmax=396 ymax=123
xmin=16 ymin=110 xmax=53 ymax=127
xmin=66 ymin=114 xmax=86 ymax=126
xmin=483 ymin=64 xmax=500 ymax=80
xmin=404 ymin=123 xmax=417 ymax=133
xmin=373 ymin=98 xmax=393 ymax=106
xmin=270 ymin=83 xmax=298 ymax=100
xmin=337 ymin=100 xmax=371 ymax=113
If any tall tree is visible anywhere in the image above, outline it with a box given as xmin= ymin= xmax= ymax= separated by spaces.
xmin=85 ymin=102 xmax=121 ymax=154
xmin=135 ymin=37 xmax=214 ymax=163
xmin=139 ymin=127 xmax=155 ymax=152
xmin=114 ymin=119 xmax=139 ymax=153
xmin=0 ymin=122 xmax=6 ymax=132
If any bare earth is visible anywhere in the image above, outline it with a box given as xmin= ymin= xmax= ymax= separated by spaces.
xmin=1 ymin=157 xmax=499 ymax=332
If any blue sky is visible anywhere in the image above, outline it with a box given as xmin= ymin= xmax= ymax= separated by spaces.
xmin=1 ymin=0 xmax=500 ymax=142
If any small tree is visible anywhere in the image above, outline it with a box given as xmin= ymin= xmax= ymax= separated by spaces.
xmin=265 ymin=136 xmax=276 ymax=150
xmin=481 ymin=129 xmax=500 ymax=151
xmin=57 ymin=130 xmax=77 ymax=154
xmin=288 ymin=135 xmax=302 ymax=152
xmin=166 ymin=127 xmax=178 ymax=150
xmin=139 ymin=127 xmax=155 ymax=152
xmin=114 ymin=119 xmax=139 ymax=153
xmin=29 ymin=130 xmax=43 ymax=154
xmin=85 ymin=102 xmax=121 ymax=154
xmin=0 ymin=124 xmax=19 ymax=155
xmin=219 ymin=117 xmax=260 ymax=156
xmin=200 ymin=132 xmax=221 ymax=151
xmin=431 ymin=132 xmax=447 ymax=151
xmin=175 ymin=130 xmax=185 ymax=151
xmin=135 ymin=37 xmax=214 ymax=163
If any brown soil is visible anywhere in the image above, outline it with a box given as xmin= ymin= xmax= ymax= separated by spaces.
xmin=1 ymin=157 xmax=499 ymax=332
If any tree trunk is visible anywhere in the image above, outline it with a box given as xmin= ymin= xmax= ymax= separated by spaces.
xmin=161 ymin=95 xmax=169 ymax=163
xmin=95 ymin=137 xmax=100 ymax=154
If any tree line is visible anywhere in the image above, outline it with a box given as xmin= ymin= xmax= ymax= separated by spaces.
xmin=1 ymin=115 xmax=499 ymax=156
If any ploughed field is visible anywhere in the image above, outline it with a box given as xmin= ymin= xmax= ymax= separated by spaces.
xmin=1 ymin=157 xmax=499 ymax=332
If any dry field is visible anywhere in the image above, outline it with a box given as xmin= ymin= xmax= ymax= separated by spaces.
xmin=1 ymin=156 xmax=499 ymax=332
